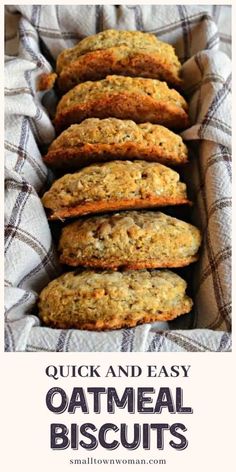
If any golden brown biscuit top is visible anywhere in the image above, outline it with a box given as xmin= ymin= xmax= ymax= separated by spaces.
xmin=57 ymin=29 xmax=180 ymax=72
xmin=42 ymin=160 xmax=187 ymax=211
xmin=39 ymin=268 xmax=190 ymax=312
xmin=56 ymin=75 xmax=188 ymax=113
xmin=38 ymin=268 xmax=193 ymax=329
xmin=60 ymin=211 xmax=200 ymax=247
xmin=49 ymin=118 xmax=187 ymax=152
xmin=59 ymin=211 xmax=201 ymax=264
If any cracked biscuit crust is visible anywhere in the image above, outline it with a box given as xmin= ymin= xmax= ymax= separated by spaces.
xmin=44 ymin=118 xmax=188 ymax=170
xmin=41 ymin=160 xmax=190 ymax=220
xmin=56 ymin=29 xmax=182 ymax=92
xmin=54 ymin=75 xmax=189 ymax=133
xmin=57 ymin=30 xmax=180 ymax=70
xmin=59 ymin=211 xmax=201 ymax=269
xmin=38 ymin=269 xmax=193 ymax=330
xmin=57 ymin=46 xmax=182 ymax=93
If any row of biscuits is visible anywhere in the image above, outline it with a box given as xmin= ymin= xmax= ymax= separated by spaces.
xmin=38 ymin=29 xmax=201 ymax=331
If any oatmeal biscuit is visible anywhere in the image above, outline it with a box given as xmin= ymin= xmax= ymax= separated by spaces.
xmin=54 ymin=75 xmax=189 ymax=133
xmin=57 ymin=46 xmax=183 ymax=93
xmin=39 ymin=30 xmax=183 ymax=93
xmin=59 ymin=211 xmax=201 ymax=269
xmin=42 ymin=160 xmax=190 ymax=220
xmin=56 ymin=29 xmax=182 ymax=93
xmin=38 ymin=269 xmax=193 ymax=330
xmin=57 ymin=29 xmax=180 ymax=71
xmin=44 ymin=118 xmax=188 ymax=170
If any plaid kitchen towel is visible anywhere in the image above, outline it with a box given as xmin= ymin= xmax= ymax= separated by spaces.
xmin=4 ymin=5 xmax=232 ymax=352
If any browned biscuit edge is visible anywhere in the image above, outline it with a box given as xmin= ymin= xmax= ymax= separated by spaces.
xmin=59 ymin=254 xmax=199 ymax=269
xmin=41 ymin=306 xmax=192 ymax=331
xmin=43 ymin=143 xmax=188 ymax=170
xmin=46 ymin=196 xmax=192 ymax=220
xmin=54 ymin=94 xmax=190 ymax=133
xmin=57 ymin=49 xmax=183 ymax=93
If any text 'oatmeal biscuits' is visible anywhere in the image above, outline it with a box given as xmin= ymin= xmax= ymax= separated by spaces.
xmin=41 ymin=160 xmax=190 ymax=220
xmin=44 ymin=118 xmax=188 ymax=170
xmin=38 ymin=269 xmax=193 ymax=330
xmin=54 ymin=75 xmax=189 ymax=133
xmin=56 ymin=29 xmax=182 ymax=92
xmin=59 ymin=211 xmax=201 ymax=269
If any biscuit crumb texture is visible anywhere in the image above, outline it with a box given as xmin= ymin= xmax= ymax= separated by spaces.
xmin=38 ymin=269 xmax=193 ymax=330
xmin=54 ymin=75 xmax=189 ymax=132
xmin=59 ymin=211 xmax=201 ymax=269
xmin=56 ymin=29 xmax=182 ymax=92
xmin=44 ymin=118 xmax=188 ymax=169
xmin=37 ymin=72 xmax=57 ymax=91
xmin=42 ymin=160 xmax=189 ymax=219
xmin=57 ymin=29 xmax=181 ymax=72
